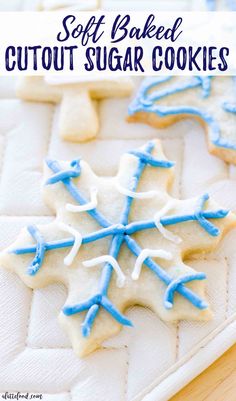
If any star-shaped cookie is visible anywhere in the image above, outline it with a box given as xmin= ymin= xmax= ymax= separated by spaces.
xmin=128 ymin=77 xmax=236 ymax=164
xmin=0 ymin=140 xmax=235 ymax=357
xmin=16 ymin=76 xmax=134 ymax=142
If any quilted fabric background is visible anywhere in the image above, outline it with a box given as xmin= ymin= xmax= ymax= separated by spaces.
xmin=0 ymin=2 xmax=236 ymax=401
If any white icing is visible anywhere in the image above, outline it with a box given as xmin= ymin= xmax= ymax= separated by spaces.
xmin=66 ymin=187 xmax=98 ymax=213
xmin=58 ymin=223 xmax=82 ymax=266
xmin=154 ymin=201 xmax=182 ymax=244
xmin=132 ymin=249 xmax=172 ymax=281
xmin=116 ymin=182 xmax=159 ymax=199
xmin=83 ymin=255 xmax=126 ymax=288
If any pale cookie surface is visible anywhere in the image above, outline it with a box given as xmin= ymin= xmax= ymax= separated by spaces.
xmin=17 ymin=76 xmax=133 ymax=142
xmin=37 ymin=0 xmax=99 ymax=10
xmin=0 ymin=140 xmax=235 ymax=357
xmin=128 ymin=77 xmax=236 ymax=164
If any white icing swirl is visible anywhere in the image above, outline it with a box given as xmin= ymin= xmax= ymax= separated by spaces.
xmin=132 ymin=249 xmax=172 ymax=281
xmin=66 ymin=187 xmax=98 ymax=213
xmin=58 ymin=223 xmax=82 ymax=266
xmin=116 ymin=182 xmax=158 ymax=199
xmin=83 ymin=255 xmax=126 ymax=288
xmin=154 ymin=201 xmax=182 ymax=244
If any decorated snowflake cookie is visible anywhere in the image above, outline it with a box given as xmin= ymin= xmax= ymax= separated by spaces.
xmin=0 ymin=140 xmax=235 ymax=357
xmin=37 ymin=0 xmax=99 ymax=11
xmin=17 ymin=76 xmax=133 ymax=142
xmin=128 ymin=77 xmax=236 ymax=164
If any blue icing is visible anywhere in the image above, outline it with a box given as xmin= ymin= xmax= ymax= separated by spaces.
xmin=10 ymin=142 xmax=230 ymax=337
xmin=12 ymin=207 xmax=228 ymax=256
xmin=81 ymin=304 xmax=100 ymax=337
xmin=124 ymin=236 xmax=208 ymax=310
xmin=196 ymin=77 xmax=212 ymax=98
xmin=129 ymin=150 xmax=175 ymax=168
xmin=46 ymin=159 xmax=81 ymax=185
xmin=128 ymin=76 xmax=236 ymax=151
xmin=136 ymin=76 xmax=211 ymax=105
xmin=194 ymin=193 xmax=221 ymax=236
xmin=164 ymin=273 xmax=207 ymax=309
xmin=206 ymin=0 xmax=236 ymax=10
xmin=223 ymin=102 xmax=236 ymax=113
xmin=206 ymin=0 xmax=216 ymax=10
xmin=46 ymin=159 xmax=111 ymax=228
xmin=27 ymin=225 xmax=46 ymax=276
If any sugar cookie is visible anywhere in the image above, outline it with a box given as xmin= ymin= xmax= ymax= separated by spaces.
xmin=17 ymin=76 xmax=134 ymax=142
xmin=1 ymin=140 xmax=235 ymax=356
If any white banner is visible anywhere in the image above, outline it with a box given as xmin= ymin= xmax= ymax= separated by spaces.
xmin=0 ymin=11 xmax=236 ymax=75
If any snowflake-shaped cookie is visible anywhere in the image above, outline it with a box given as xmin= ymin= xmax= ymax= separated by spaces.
xmin=0 ymin=140 xmax=235 ymax=357
xmin=16 ymin=76 xmax=134 ymax=142
xmin=128 ymin=77 xmax=236 ymax=164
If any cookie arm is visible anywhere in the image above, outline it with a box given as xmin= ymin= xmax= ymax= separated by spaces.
xmin=59 ymin=89 xmax=99 ymax=142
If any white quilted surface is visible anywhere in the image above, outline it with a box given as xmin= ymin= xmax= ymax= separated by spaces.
xmin=0 ymin=2 xmax=236 ymax=401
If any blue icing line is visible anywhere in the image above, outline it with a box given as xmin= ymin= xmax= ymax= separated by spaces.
xmin=137 ymin=76 xmax=212 ymax=105
xmin=81 ymin=141 xmax=155 ymax=335
xmin=223 ymin=102 xmax=236 ymax=113
xmin=12 ymin=224 xmax=126 ymax=255
xmin=63 ymin=294 xmax=132 ymax=327
xmin=137 ymin=76 xmax=172 ymax=107
xmin=27 ymin=225 xmax=46 ymax=276
xmin=196 ymin=77 xmax=212 ymax=98
xmin=194 ymin=193 xmax=220 ymax=236
xmin=46 ymin=159 xmax=111 ymax=228
xmin=126 ymin=209 xmax=228 ymax=234
xmin=81 ymin=304 xmax=100 ymax=337
xmin=11 ymin=207 xmax=228 ymax=256
xmin=164 ymin=273 xmax=207 ymax=309
xmin=129 ymin=149 xmax=175 ymax=168
xmin=46 ymin=159 xmax=81 ymax=185
xmin=128 ymin=76 xmax=236 ymax=151
xmin=119 ymin=141 xmax=155 ymax=225
xmin=124 ymin=235 xmax=208 ymax=310
xmin=10 ymin=142 xmax=230 ymax=337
